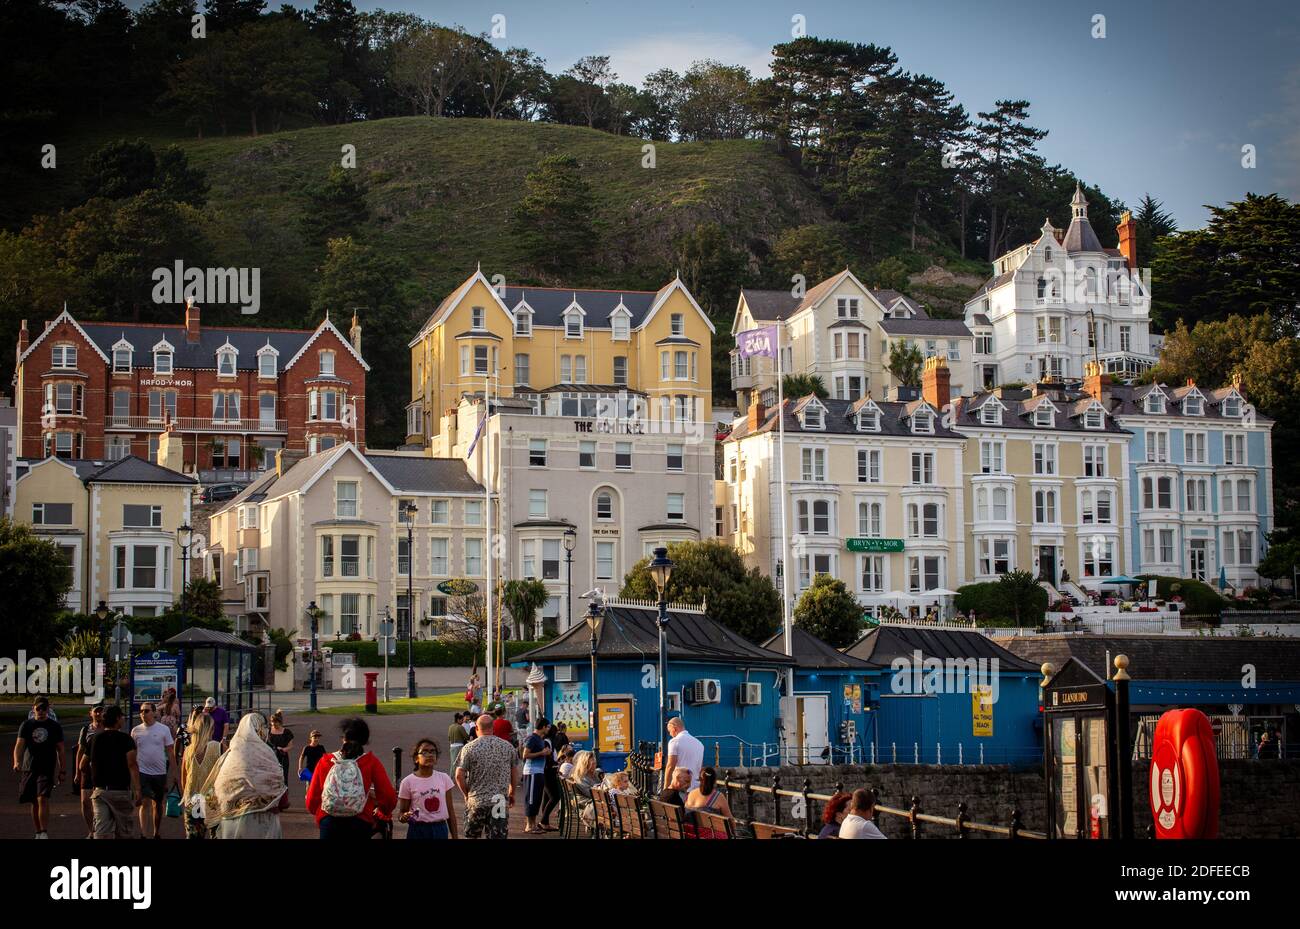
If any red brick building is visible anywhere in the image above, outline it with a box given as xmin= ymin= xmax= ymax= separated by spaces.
xmin=12 ymin=302 xmax=368 ymax=476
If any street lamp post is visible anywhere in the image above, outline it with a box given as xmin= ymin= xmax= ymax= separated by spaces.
xmin=585 ymin=598 xmax=605 ymax=759
xmin=404 ymin=501 xmax=418 ymax=699
xmin=306 ymin=601 xmax=319 ymax=713
xmin=648 ymin=546 xmax=674 ymax=791
xmin=177 ymin=523 xmax=193 ymax=630
xmin=563 ymin=527 xmax=576 ymax=632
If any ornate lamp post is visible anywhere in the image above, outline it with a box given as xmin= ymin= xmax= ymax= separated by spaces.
xmin=404 ymin=501 xmax=418 ymax=699
xmin=306 ymin=601 xmax=320 ymax=712
xmin=563 ymin=527 xmax=576 ymax=631
xmin=177 ymin=523 xmax=193 ymax=627
xmin=648 ymin=546 xmax=674 ymax=790
xmin=585 ymin=597 xmax=605 ymax=757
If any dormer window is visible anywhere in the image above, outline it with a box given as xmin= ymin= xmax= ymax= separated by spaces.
xmin=216 ymin=342 xmax=238 ymax=376
xmin=801 ymin=403 xmax=825 ymax=430
xmin=1223 ymin=396 xmax=1241 ymax=418
xmin=1184 ymin=394 xmax=1203 ymax=416
xmin=514 ymin=309 xmax=531 ymax=336
xmin=856 ymin=407 xmax=880 ymax=432
xmin=52 ymin=343 xmax=77 ymax=369
xmin=612 ymin=311 xmax=630 ymax=341
xmin=319 ymin=350 xmax=335 ymax=376
xmin=912 ymin=408 xmax=934 ymax=434
xmin=471 ymin=306 xmax=486 ymax=330
xmin=257 ymin=344 xmax=278 ymax=378
xmin=1145 ymin=392 xmax=1165 ymax=415
xmin=670 ymin=313 xmax=684 ymax=336
xmin=564 ymin=308 xmax=583 ymax=339
xmin=1084 ymin=407 xmax=1104 ymax=429
xmin=153 ymin=341 xmax=174 ymax=375
xmin=980 ymin=403 xmax=1002 ymax=426
xmin=1035 ymin=407 xmax=1054 ymax=428
xmin=112 ymin=341 xmax=133 ymax=373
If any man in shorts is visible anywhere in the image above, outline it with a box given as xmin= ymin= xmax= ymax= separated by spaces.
xmin=13 ymin=697 xmax=65 ymax=838
xmin=131 ymin=702 xmax=175 ymax=838
xmin=454 ymin=714 xmax=518 ymax=839
xmin=85 ymin=706 xmax=141 ymax=839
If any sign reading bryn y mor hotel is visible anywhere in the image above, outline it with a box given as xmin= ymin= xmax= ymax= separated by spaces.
xmin=845 ymin=538 xmax=905 ymax=553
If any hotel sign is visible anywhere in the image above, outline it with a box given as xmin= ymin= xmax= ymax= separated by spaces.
xmin=846 ymin=538 xmax=904 ymax=553
xmin=139 ymin=378 xmax=194 ymax=387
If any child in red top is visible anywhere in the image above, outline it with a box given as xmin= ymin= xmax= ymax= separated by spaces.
xmin=305 ymin=718 xmax=397 ymax=839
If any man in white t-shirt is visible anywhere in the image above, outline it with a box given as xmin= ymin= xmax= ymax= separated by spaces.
xmin=130 ymin=703 xmax=175 ymax=839
xmin=839 ymin=789 xmax=887 ymax=839
xmin=664 ymin=717 xmax=704 ymax=792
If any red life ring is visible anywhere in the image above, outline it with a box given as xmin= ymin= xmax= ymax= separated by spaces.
xmin=1149 ymin=708 xmax=1220 ymax=839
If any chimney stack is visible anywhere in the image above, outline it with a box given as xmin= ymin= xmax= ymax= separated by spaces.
xmin=157 ymin=419 xmax=184 ymax=473
xmin=921 ymin=355 xmax=951 ymax=410
xmin=276 ymin=447 xmax=307 ymax=477
xmin=1117 ymin=211 xmax=1138 ymax=270
xmin=747 ymin=400 xmax=767 ymax=432
xmin=350 ymin=312 xmax=362 ymax=356
xmin=17 ymin=319 xmax=29 ymax=357
xmin=185 ymin=300 xmax=201 ymax=344
xmin=1083 ymin=360 xmax=1112 ymax=402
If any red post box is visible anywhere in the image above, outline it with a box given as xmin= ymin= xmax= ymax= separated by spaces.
xmin=365 ymin=671 xmax=379 ymax=714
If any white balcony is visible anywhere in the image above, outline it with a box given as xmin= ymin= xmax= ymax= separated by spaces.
xmin=107 ymin=415 xmax=287 ymax=433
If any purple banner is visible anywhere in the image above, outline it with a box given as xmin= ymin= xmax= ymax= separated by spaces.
xmin=736 ymin=325 xmax=778 ymax=358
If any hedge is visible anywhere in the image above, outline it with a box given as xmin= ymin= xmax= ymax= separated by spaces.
xmin=954 ymin=581 xmax=1049 ymax=627
xmin=325 ymin=639 xmax=546 ymax=668
xmin=1136 ymin=576 xmax=1228 ymax=616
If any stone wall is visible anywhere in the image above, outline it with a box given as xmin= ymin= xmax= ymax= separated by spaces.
xmin=720 ymin=759 xmax=1300 ymax=839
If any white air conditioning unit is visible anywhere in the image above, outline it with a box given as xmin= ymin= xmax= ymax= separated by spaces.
xmin=690 ymin=679 xmax=721 ymax=705
xmin=737 ymin=682 xmax=763 ymax=706
xmin=666 ymin=691 xmax=682 ymax=713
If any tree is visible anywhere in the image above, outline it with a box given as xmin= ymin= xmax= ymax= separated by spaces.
xmin=972 ymin=100 xmax=1048 ymax=261
xmin=1151 ymin=194 xmax=1300 ymax=333
xmin=564 ymin=55 xmax=616 ymax=128
xmin=869 ymin=256 xmax=910 ymax=292
xmin=999 ymin=570 xmax=1044 ymax=627
xmin=771 ymin=225 xmax=850 ymax=286
xmin=675 ymin=60 xmax=758 ymax=140
xmin=83 ymin=139 xmax=159 ymax=201
xmin=1134 ymin=193 xmax=1177 ymax=269
xmin=476 ymin=45 xmax=542 ymax=119
xmin=887 ymin=340 xmax=923 ymax=387
xmin=301 ymin=166 xmax=370 ymax=247
xmin=1258 ymin=535 xmax=1300 ymax=587
xmin=502 ymin=579 xmax=548 ymax=639
xmin=513 ymin=154 xmax=595 ymax=276
xmin=390 ymin=23 xmax=475 ymax=117
xmin=179 ymin=577 xmax=224 ymax=624
xmin=782 ymin=373 xmax=827 ymax=400
xmin=794 ymin=574 xmax=861 ymax=647
xmin=0 ymin=517 xmax=73 ymax=658
xmin=621 ymin=540 xmax=781 ymax=641
xmin=434 ymin=579 xmax=488 ymax=673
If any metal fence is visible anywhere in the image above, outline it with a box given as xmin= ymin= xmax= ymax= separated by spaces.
xmin=692 ymin=734 xmax=1042 ymax=768
xmin=625 ymin=743 xmax=1046 ymax=839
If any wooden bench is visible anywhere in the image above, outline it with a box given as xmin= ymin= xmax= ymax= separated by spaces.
xmin=648 ymin=799 xmax=692 ymax=839
xmin=591 ymin=786 xmax=616 ymax=839
xmin=614 ymin=792 xmax=648 ymax=839
xmin=690 ymin=809 xmax=735 ymax=839
xmin=751 ymin=822 xmax=802 ymax=839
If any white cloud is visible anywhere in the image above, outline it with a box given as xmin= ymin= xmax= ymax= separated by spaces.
xmin=605 ymin=32 xmax=773 ymax=85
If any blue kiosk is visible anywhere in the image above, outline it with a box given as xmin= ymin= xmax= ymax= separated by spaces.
xmin=844 ymin=624 xmax=1043 ymax=766
xmin=512 ymin=600 xmax=794 ymax=772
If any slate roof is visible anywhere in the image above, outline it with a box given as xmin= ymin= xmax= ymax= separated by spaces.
xmin=728 ymin=396 xmax=965 ymax=441
xmin=85 ymin=455 xmax=196 ymax=484
xmin=1100 ymin=383 xmax=1272 ymax=424
xmin=1062 ymin=215 xmax=1105 ymax=253
xmin=19 ymin=458 xmax=103 ymax=480
xmin=504 ymin=285 xmax=663 ymax=329
xmin=1000 ymin=634 xmax=1300 ymax=682
xmin=845 ymin=625 xmax=1040 ymax=673
xmin=970 ymin=269 xmax=1015 ymax=299
xmin=971 ymin=314 xmax=992 ymax=327
xmin=165 ymin=627 xmax=257 ymax=651
xmin=870 ymin=290 xmax=928 ymax=318
xmin=513 ymin=603 xmax=795 ymax=666
xmin=879 ymin=318 xmax=973 ymax=337
xmin=365 ymin=454 xmax=484 ymax=495
xmin=957 ymin=388 xmax=1129 ymax=434
xmin=762 ymin=626 xmax=876 ymax=671
xmin=738 ymin=288 xmax=801 ymax=322
xmin=80 ymin=323 xmax=315 ymax=372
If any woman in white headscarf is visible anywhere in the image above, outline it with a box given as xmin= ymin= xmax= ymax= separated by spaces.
xmin=200 ymin=711 xmax=289 ymax=839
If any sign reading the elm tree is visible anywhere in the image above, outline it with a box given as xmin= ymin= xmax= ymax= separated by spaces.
xmin=437 ymin=579 xmax=478 ymax=596
xmin=846 ymin=538 xmax=904 ymax=553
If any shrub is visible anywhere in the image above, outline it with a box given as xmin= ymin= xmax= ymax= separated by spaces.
xmin=955 ymin=577 xmax=1049 ymax=627
xmin=1136 ymin=575 xmax=1228 ymax=616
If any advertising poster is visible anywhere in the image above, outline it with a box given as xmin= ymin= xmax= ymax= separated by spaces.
xmin=554 ymin=681 xmax=590 ymax=743
xmin=597 ymin=698 xmax=634 ymax=753
xmin=131 ymin=651 xmax=183 ymax=711
xmin=843 ymin=683 xmax=862 ymax=714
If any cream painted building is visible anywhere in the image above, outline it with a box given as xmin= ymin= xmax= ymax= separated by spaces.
xmin=206 ymin=445 xmax=485 ymax=637
xmin=14 ymin=454 xmax=196 ymax=615
xmin=408 ymin=269 xmax=714 ymax=447
xmin=729 ymin=269 xmax=975 ymax=410
xmin=722 ymin=367 xmax=966 ymax=616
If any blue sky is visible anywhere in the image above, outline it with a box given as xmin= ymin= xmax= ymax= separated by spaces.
xmin=353 ymin=0 xmax=1298 ymax=230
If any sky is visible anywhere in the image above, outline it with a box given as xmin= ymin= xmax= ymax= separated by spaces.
xmin=343 ymin=0 xmax=1298 ymax=231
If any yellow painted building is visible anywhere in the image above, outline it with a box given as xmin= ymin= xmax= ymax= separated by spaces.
xmin=14 ymin=454 xmax=196 ymax=615
xmin=407 ymin=270 xmax=714 ymax=450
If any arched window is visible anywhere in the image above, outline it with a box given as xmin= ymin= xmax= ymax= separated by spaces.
xmin=595 ymin=490 xmax=614 ymax=521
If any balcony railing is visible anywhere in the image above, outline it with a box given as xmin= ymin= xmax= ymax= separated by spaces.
xmin=106 ymin=416 xmax=287 ymax=433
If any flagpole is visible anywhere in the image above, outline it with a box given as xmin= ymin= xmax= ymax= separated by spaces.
xmin=484 ymin=373 xmax=494 ymax=703
xmin=775 ymin=324 xmax=794 ymax=758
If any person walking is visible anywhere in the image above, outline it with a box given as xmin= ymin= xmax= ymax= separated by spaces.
xmin=180 ymin=709 xmax=221 ymax=839
xmin=157 ymin=688 xmax=181 ymax=737
xmin=454 ymin=714 xmax=518 ymax=839
xmin=73 ymin=704 xmax=104 ymax=838
xmin=298 ymin=730 xmax=326 ymax=783
xmin=538 ymin=721 xmax=562 ymax=831
xmin=520 ymin=718 xmax=552 ymax=834
xmin=13 ymin=696 xmax=65 ymax=839
xmin=130 ymin=702 xmax=176 ymax=839
xmin=397 ymin=739 xmax=459 ymax=840
xmin=267 ymin=710 xmax=294 ymax=785
xmin=447 ymin=713 xmax=466 ymax=774
xmin=200 ymin=712 xmax=290 ymax=839
xmin=664 ymin=716 xmax=704 ymax=792
xmin=84 ymin=706 xmax=140 ymax=839
xmin=306 ymin=718 xmax=397 ymax=840
xmin=203 ymin=698 xmax=230 ymax=743
xmin=515 ymin=699 xmax=531 ymax=731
